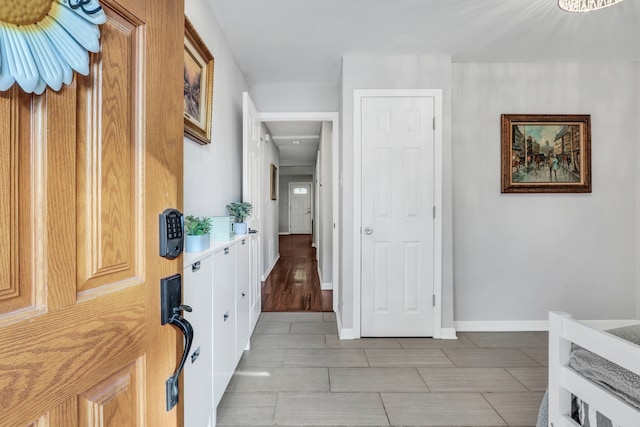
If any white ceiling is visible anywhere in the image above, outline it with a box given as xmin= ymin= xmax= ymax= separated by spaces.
xmin=209 ymin=0 xmax=640 ymax=87
xmin=212 ymin=0 xmax=640 ymax=165
xmin=264 ymin=121 xmax=322 ymax=167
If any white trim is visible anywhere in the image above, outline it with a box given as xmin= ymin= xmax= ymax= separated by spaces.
xmin=440 ymin=328 xmax=458 ymax=340
xmin=454 ymin=319 xmax=640 ymax=332
xmin=316 ymin=263 xmax=332 ymax=290
xmin=339 ymin=328 xmax=358 ymax=340
xmin=278 ymin=232 xmax=290 ymax=236
xmin=258 ymin=111 xmax=341 ymax=315
xmin=353 ymin=89 xmax=443 ymax=340
xmin=432 ymin=92 xmax=443 ymax=339
xmin=455 ymin=320 xmax=549 ymax=332
xmin=331 ymin=117 xmax=339 ymax=314
xmin=353 ymin=93 xmax=363 ymax=339
xmin=336 ymin=311 xmax=358 ymax=340
xmin=261 ymin=254 xmax=280 ymax=281
xmin=260 ymin=112 xmax=339 ymax=122
xmin=259 ymin=111 xmax=340 ymax=318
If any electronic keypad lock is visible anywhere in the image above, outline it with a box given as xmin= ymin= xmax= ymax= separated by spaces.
xmin=159 ymin=209 xmax=183 ymax=259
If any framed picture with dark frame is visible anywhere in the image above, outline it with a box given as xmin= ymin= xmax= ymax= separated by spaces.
xmin=183 ymin=17 xmax=214 ymax=145
xmin=270 ymin=164 xmax=277 ymax=200
xmin=501 ymin=114 xmax=591 ymax=193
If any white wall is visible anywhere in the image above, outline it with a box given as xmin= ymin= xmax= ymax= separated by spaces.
xmin=251 ymin=83 xmax=339 ymax=112
xmin=183 ymin=0 xmax=248 ymax=217
xmin=183 ymin=2 xmax=278 ymax=285
xmin=279 ymin=173 xmax=313 ymax=233
xmin=340 ymin=55 xmax=454 ymax=331
xmin=181 ymin=3 xmax=640 ymax=326
xmin=338 ymin=69 xmax=345 ymax=320
xmin=452 ymin=62 xmax=637 ymax=322
xmin=314 ymin=154 xmax=320 ymax=249
xmin=261 ymin=124 xmax=280 ymax=277
xmin=319 ymin=122 xmax=333 ymax=285
xmin=635 ymin=65 xmax=640 ymax=320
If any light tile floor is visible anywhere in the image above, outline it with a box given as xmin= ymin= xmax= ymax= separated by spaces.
xmin=217 ymin=312 xmax=547 ymax=427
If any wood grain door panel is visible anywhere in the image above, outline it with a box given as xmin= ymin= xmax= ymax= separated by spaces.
xmin=0 ymin=89 xmax=37 ymax=315
xmin=0 ymin=0 xmax=184 ymax=425
xmin=76 ymin=5 xmax=143 ymax=294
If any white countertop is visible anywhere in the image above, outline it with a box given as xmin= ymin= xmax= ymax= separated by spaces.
xmin=182 ymin=234 xmax=249 ymax=268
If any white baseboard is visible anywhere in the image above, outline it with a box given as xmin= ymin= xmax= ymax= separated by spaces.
xmin=261 ymin=254 xmax=280 ymax=281
xmin=439 ymin=327 xmax=458 ymax=340
xmin=454 ymin=319 xmax=640 ymax=332
xmin=316 ymin=265 xmax=332 ymax=290
xmin=455 ymin=320 xmax=548 ymax=332
xmin=336 ymin=308 xmax=359 ymax=340
xmin=278 ymin=232 xmax=290 ymax=235
xmin=338 ymin=327 xmax=358 ymax=340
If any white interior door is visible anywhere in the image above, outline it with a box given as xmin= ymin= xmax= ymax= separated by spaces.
xmin=289 ymin=183 xmax=312 ymax=234
xmin=242 ymin=92 xmax=263 ymax=331
xmin=361 ymin=96 xmax=435 ymax=337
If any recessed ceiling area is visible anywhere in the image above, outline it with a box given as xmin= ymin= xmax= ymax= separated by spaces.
xmin=264 ymin=121 xmax=322 ymax=167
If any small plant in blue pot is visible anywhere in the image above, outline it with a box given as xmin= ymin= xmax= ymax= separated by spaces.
xmin=184 ymin=215 xmax=213 ymax=252
xmin=226 ymin=202 xmax=253 ymax=235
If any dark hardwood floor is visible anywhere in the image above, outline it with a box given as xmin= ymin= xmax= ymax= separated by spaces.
xmin=261 ymin=235 xmax=333 ymax=312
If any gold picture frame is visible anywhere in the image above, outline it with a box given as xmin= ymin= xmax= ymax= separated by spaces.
xmin=501 ymin=114 xmax=592 ymax=193
xmin=184 ymin=17 xmax=214 ymax=145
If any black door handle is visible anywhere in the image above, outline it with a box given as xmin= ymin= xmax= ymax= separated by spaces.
xmin=248 ymin=228 xmax=258 ymax=234
xmin=165 ymin=305 xmax=194 ymax=411
xmin=159 ymin=274 xmax=195 ymax=411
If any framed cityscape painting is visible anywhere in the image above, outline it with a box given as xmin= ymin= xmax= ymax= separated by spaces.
xmin=184 ymin=17 xmax=214 ymax=145
xmin=501 ymin=114 xmax=591 ymax=193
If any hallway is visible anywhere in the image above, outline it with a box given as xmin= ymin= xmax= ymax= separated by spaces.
xmin=261 ymin=235 xmax=333 ymax=312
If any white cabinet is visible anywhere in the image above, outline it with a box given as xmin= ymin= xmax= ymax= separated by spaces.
xmin=236 ymin=237 xmax=251 ymax=357
xmin=182 ymin=235 xmax=256 ymax=423
xmin=183 ymin=255 xmax=214 ymax=427
xmin=213 ymin=244 xmax=236 ymax=405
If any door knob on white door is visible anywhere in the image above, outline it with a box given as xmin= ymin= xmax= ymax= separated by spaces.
xmin=364 ymin=226 xmax=374 ymax=235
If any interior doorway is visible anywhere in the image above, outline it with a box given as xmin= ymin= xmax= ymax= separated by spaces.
xmin=260 ymin=112 xmax=340 ymax=313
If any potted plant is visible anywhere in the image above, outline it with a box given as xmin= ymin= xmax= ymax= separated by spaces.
xmin=184 ymin=215 xmax=213 ymax=252
xmin=226 ymin=202 xmax=253 ymax=235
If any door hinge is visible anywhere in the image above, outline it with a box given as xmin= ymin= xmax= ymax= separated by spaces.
xmin=433 ymin=294 xmax=436 ymax=307
xmin=433 ymin=117 xmax=436 ymax=130
xmin=433 ymin=206 xmax=436 ymax=218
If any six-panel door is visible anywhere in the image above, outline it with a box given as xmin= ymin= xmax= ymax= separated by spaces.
xmin=0 ymin=0 xmax=185 ymax=425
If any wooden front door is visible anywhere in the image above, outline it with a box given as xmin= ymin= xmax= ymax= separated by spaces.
xmin=0 ymin=0 xmax=184 ymax=425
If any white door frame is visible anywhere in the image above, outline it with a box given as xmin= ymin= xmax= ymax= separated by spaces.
xmin=288 ymin=181 xmax=313 ymax=234
xmin=242 ymin=92 xmax=264 ymax=334
xmin=259 ymin=112 xmax=340 ymax=314
xmin=353 ymin=89 xmax=443 ymax=339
